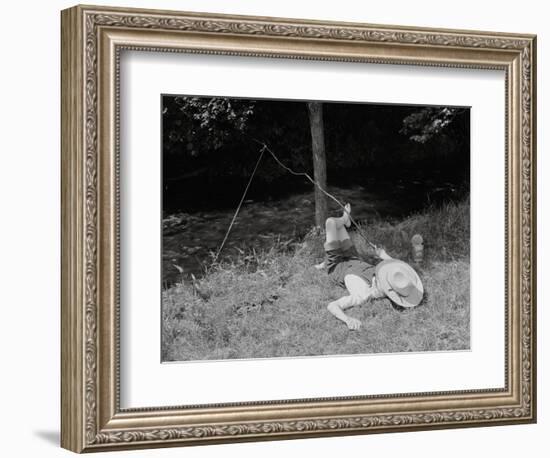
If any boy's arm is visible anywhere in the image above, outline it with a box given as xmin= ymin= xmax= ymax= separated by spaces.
xmin=327 ymin=302 xmax=362 ymax=330
xmin=376 ymin=247 xmax=393 ymax=260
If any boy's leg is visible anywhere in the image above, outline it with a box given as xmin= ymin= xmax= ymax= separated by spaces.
xmin=324 ymin=204 xmax=352 ymax=245
xmin=337 ymin=226 xmax=350 ymax=243
xmin=324 ymin=217 xmax=341 ymax=246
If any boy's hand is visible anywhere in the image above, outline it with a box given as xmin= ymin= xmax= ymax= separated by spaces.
xmin=345 ymin=317 xmax=362 ymax=331
xmin=376 ymin=247 xmax=391 ymax=259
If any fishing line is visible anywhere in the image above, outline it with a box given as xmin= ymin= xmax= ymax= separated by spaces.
xmin=212 ymin=145 xmax=266 ymax=263
xmin=214 ymin=141 xmax=377 ymax=262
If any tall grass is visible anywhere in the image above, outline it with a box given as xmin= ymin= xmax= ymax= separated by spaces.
xmin=162 ymin=199 xmax=470 ymax=361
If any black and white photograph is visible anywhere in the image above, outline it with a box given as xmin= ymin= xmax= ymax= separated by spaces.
xmin=1 ymin=0 xmax=543 ymax=454
xmin=161 ymin=95 xmax=471 ymax=362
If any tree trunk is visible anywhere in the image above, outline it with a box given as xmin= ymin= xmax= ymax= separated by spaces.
xmin=307 ymin=102 xmax=328 ymax=227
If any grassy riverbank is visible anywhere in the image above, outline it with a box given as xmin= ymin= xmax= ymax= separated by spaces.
xmin=162 ymin=199 xmax=470 ymax=361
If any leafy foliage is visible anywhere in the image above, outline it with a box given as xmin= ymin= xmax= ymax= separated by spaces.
xmin=163 ymin=96 xmax=256 ymax=152
xmin=162 ymin=96 xmax=470 ymax=212
xmin=400 ymin=107 xmax=464 ymax=143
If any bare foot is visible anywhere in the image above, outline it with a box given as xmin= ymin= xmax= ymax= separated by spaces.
xmin=342 ymin=203 xmax=351 ymax=228
xmin=314 ymin=261 xmax=326 ymax=270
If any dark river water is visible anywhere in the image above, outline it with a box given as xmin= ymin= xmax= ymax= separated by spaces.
xmin=162 ymin=180 xmax=464 ymax=286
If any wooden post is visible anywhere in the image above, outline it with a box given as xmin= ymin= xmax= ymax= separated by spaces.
xmin=307 ymin=102 xmax=328 ymax=227
xmin=411 ymin=234 xmax=424 ymax=263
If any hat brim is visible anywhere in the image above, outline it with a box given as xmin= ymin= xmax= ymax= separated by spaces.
xmin=376 ymin=260 xmax=424 ymax=308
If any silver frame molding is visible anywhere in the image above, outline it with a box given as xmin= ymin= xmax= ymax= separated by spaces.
xmin=61 ymin=4 xmax=537 ymax=453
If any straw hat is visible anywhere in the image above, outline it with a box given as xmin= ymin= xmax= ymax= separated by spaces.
xmin=376 ymin=259 xmax=424 ymax=308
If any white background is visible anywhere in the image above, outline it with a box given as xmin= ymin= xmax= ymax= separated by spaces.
xmin=121 ymin=53 xmax=505 ymax=407
xmin=0 ymin=0 xmax=547 ymax=457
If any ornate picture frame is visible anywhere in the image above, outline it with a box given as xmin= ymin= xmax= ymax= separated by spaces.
xmin=61 ymin=4 xmax=536 ymax=453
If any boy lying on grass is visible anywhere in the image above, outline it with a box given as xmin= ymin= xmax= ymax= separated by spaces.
xmin=316 ymin=204 xmax=424 ymax=330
